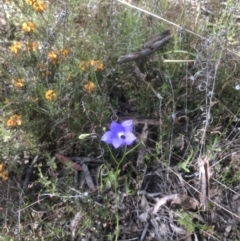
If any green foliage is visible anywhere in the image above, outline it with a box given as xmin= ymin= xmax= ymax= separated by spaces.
xmin=221 ymin=159 xmax=240 ymax=185
xmin=1 ymin=0 xmax=240 ymax=239
xmin=176 ymin=210 xmax=208 ymax=234
xmin=177 ymin=210 xmax=196 ymax=233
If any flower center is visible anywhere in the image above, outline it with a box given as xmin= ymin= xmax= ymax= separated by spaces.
xmin=118 ymin=132 xmax=126 ymax=139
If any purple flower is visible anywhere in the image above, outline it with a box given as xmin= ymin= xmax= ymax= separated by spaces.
xmin=101 ymin=120 xmax=137 ymax=149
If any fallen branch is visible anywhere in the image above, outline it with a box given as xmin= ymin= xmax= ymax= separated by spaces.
xmin=117 ymin=30 xmax=171 ymax=64
xmin=55 ymin=154 xmax=82 ymax=171
xmin=152 ymin=194 xmax=199 ymax=214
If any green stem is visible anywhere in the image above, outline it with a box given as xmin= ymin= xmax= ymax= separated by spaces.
xmin=114 ymin=142 xmax=141 ymax=240
xmin=117 ymin=142 xmax=141 ymax=169
xmin=114 ymin=178 xmax=119 ymax=241
xmin=107 ymin=145 xmax=118 ymax=165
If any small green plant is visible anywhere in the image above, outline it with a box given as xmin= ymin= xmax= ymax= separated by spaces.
xmin=178 ymin=148 xmax=193 ymax=173
xmin=176 ymin=210 xmax=208 ymax=234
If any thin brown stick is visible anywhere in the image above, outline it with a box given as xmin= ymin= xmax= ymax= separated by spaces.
xmin=133 ymin=65 xmax=163 ymax=99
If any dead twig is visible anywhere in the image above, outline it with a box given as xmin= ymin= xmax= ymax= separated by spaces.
xmin=199 ymin=156 xmax=210 ymax=209
xmin=133 ymin=65 xmax=163 ymax=100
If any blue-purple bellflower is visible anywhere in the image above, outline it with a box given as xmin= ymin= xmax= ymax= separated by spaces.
xmin=101 ymin=120 xmax=136 ymax=149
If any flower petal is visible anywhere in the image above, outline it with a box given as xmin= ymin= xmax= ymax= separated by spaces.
xmin=121 ymin=120 xmax=133 ymax=132
xmin=124 ymin=132 xmax=137 ymax=145
xmin=112 ymin=137 xmax=124 ymax=149
xmin=110 ymin=121 xmax=124 ymax=133
xmin=101 ymin=131 xmax=113 ymax=144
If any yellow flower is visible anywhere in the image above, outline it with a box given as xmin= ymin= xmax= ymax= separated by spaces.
xmin=25 ymin=0 xmax=36 ymax=5
xmin=7 ymin=115 xmax=22 ymax=127
xmin=9 ymin=41 xmax=21 ymax=54
xmin=12 ymin=79 xmax=24 ymax=88
xmin=26 ymin=41 xmax=38 ymax=51
xmin=22 ymin=21 xmax=36 ymax=33
xmin=90 ymin=60 xmax=104 ymax=71
xmin=79 ymin=60 xmax=104 ymax=72
xmin=0 ymin=164 xmax=8 ymax=181
xmin=48 ymin=51 xmax=58 ymax=63
xmin=45 ymin=90 xmax=57 ymax=101
xmin=84 ymin=81 xmax=95 ymax=93
xmin=33 ymin=1 xmax=46 ymax=13
xmin=79 ymin=61 xmax=89 ymax=71
xmin=58 ymin=47 xmax=70 ymax=58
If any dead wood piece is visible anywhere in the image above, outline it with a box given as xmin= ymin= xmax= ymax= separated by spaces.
xmin=199 ymin=156 xmax=210 ymax=209
xmin=55 ymin=154 xmax=82 ymax=171
xmin=82 ymin=163 xmax=96 ymax=191
xmin=152 ymin=194 xmax=199 ymax=214
xmin=117 ymin=32 xmax=171 ymax=64
xmin=140 ymin=222 xmax=149 ymax=241
xmin=143 ymin=29 xmax=171 ymax=48
xmin=70 ymin=211 xmax=83 ymax=240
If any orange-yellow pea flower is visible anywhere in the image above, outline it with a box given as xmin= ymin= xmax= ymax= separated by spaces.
xmin=12 ymin=79 xmax=24 ymax=88
xmin=9 ymin=41 xmax=21 ymax=54
xmin=26 ymin=41 xmax=38 ymax=51
xmin=84 ymin=81 xmax=95 ymax=93
xmin=25 ymin=0 xmax=36 ymax=5
xmin=0 ymin=164 xmax=8 ymax=181
xmin=79 ymin=61 xmax=89 ymax=71
xmin=58 ymin=47 xmax=70 ymax=58
xmin=45 ymin=90 xmax=57 ymax=101
xmin=33 ymin=1 xmax=46 ymax=13
xmin=79 ymin=60 xmax=104 ymax=72
xmin=7 ymin=115 xmax=22 ymax=127
xmin=90 ymin=60 xmax=104 ymax=71
xmin=48 ymin=51 xmax=58 ymax=63
xmin=22 ymin=21 xmax=36 ymax=33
